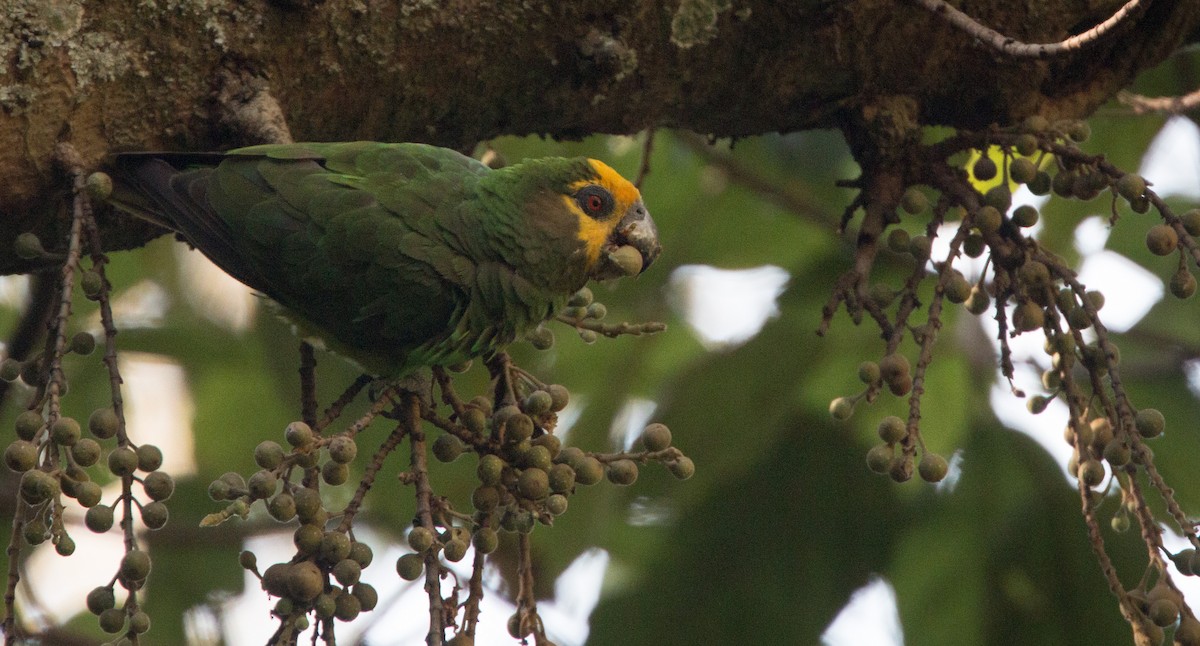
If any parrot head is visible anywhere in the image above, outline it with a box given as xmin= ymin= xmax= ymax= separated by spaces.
xmin=491 ymin=155 xmax=661 ymax=291
xmin=563 ymin=158 xmax=661 ymax=280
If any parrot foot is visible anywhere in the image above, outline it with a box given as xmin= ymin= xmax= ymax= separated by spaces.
xmin=371 ymin=371 xmax=433 ymax=414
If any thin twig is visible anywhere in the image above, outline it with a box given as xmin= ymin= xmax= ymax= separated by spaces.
xmin=407 ymin=394 xmax=444 ymax=646
xmin=1119 ymin=88 xmax=1200 ymax=115
xmin=461 ymin=521 xmax=490 ymax=639
xmin=634 ymin=130 xmax=655 ymax=188
xmin=336 ymin=423 xmax=410 ymax=533
xmin=911 ymin=0 xmax=1146 ymax=59
xmin=315 ymin=374 xmax=372 ymax=433
xmin=299 ymin=342 xmax=317 ymax=428
xmin=677 ymin=133 xmax=837 ymax=226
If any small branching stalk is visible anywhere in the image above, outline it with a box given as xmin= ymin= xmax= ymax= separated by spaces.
xmin=823 ymin=115 xmax=1200 ymax=645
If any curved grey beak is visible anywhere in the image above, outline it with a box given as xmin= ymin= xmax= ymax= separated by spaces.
xmin=614 ymin=200 xmax=661 ymax=273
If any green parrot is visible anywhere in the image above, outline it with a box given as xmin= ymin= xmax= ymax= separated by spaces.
xmin=107 ymin=142 xmax=660 ymax=376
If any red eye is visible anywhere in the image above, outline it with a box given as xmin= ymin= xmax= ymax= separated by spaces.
xmin=575 ymin=186 xmax=613 ymax=219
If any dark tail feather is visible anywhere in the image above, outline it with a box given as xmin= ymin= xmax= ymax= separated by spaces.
xmin=105 ymin=153 xmax=266 ymax=289
xmin=107 ymin=153 xmax=230 ymax=230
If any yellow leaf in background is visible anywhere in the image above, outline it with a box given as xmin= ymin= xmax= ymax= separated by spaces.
xmin=965 ymin=145 xmax=1053 ymax=195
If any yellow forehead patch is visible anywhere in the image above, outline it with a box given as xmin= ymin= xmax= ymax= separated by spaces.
xmin=580 ymin=159 xmax=642 ymax=208
xmin=563 ymin=159 xmax=643 ymax=267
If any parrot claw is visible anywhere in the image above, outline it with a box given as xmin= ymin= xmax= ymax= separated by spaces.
xmin=371 ymin=371 xmax=433 ymax=413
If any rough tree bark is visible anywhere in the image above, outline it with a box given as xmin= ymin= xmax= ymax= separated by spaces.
xmin=2 ymin=0 xmax=1198 ymax=275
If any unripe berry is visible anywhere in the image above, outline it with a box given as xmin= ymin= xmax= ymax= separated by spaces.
xmin=505 ymin=414 xmax=535 ymax=442
xmin=13 ymin=232 xmax=45 ymax=260
xmin=1 ymin=358 xmax=23 ymax=382
xmin=877 ymin=416 xmax=906 ymax=444
xmin=522 ymin=390 xmax=554 ymax=415
xmin=87 ymin=408 xmax=119 ymax=439
xmin=396 ymin=553 xmax=424 ymax=581
xmin=1027 ymin=171 xmax=1052 ymax=196
xmin=918 ymin=452 xmax=949 ymax=483
xmin=288 ymin=561 xmax=324 ymax=602
xmin=4 ymin=440 xmax=37 ymax=473
xmin=1182 ymin=209 xmax=1200 ymax=236
xmin=908 ymin=236 xmax=932 ymax=262
xmin=142 ymin=471 xmax=175 ymax=501
xmin=1171 ymin=269 xmax=1197 ymax=299
xmin=477 ymin=454 xmax=505 ymax=485
xmin=20 ymin=469 xmax=59 ymax=504
xmin=98 ymin=608 xmax=125 ymax=634
xmin=1012 ymin=205 xmax=1039 ymax=228
xmin=294 ymin=524 xmax=323 ymax=555
xmin=866 ymin=443 xmax=893 ymax=474
xmin=86 ymin=505 xmax=114 ymax=533
xmin=983 ymin=186 xmax=1011 ymax=212
xmin=293 ymin=487 xmax=322 ymax=520
xmin=1146 ymin=224 xmax=1178 ymax=256
xmin=546 ymin=384 xmax=570 ymax=411
xmin=51 ymin=417 xmax=80 ymax=446
xmin=70 ymin=332 xmax=96 ymax=355
xmin=443 ymin=539 xmax=468 ymax=563
xmin=1015 ymin=133 xmax=1039 ymax=155
xmin=141 ymin=501 xmax=169 ymax=529
xmin=1066 ymin=120 xmax=1091 ymax=142
xmin=1009 ymin=158 xmax=1037 ymax=184
xmin=944 ymin=273 xmax=972 ymax=304
xmin=1115 ymin=174 xmax=1146 ymax=201
xmin=972 ymin=157 xmax=997 ymax=182
xmin=828 ymin=397 xmax=853 ymax=420
xmin=669 ymin=456 xmax=696 ymax=480
xmin=354 ymin=582 xmax=379 ymax=611
xmin=136 ymin=444 xmax=163 ymax=472
xmin=473 ymin=528 xmax=499 ymax=554
xmin=80 ymin=271 xmax=104 ymax=298
xmin=1011 ymin=301 xmax=1044 ymax=333
xmin=640 ymin=423 xmax=672 ymax=451
xmin=334 ymin=589 xmax=362 ymax=621
xmin=72 ymin=438 xmax=101 ymax=467
xmin=322 ymin=461 xmax=349 ymax=486
xmin=574 ymin=456 xmax=604 ymax=485
xmin=900 ymin=187 xmax=928 ymax=214
xmin=433 ymin=434 xmax=465 ymax=463
xmin=546 ymin=493 xmax=569 ymax=515
xmin=606 ymin=459 xmax=638 ymax=485
xmin=408 ymin=526 xmax=435 ymax=553
xmin=1077 ymin=459 xmax=1105 ymax=487
xmin=518 ymin=467 xmax=550 ymax=499
xmin=879 ymin=353 xmax=911 ymax=384
xmin=328 ymin=436 xmax=358 ymax=464
xmin=108 ymin=447 xmax=138 ymax=476
xmin=120 ymin=550 xmax=152 ymax=582
xmin=548 ymin=463 xmax=576 ymax=492
xmin=247 ymin=470 xmax=278 ymax=499
xmin=254 ymin=441 xmax=285 ymax=469
xmin=75 ymin=481 xmax=103 ymax=508
xmin=333 ymin=558 xmax=361 ymax=586
xmin=1135 ymin=408 xmax=1165 ymax=438
xmin=857 ymin=361 xmax=880 ymax=384
xmin=87 ymin=586 xmax=115 ymax=615
xmin=472 ymin=485 xmax=501 ymax=512
xmin=285 ymin=421 xmax=314 ymax=448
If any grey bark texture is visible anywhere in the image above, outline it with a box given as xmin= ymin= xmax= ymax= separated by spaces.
xmin=2 ymin=0 xmax=1198 ymax=274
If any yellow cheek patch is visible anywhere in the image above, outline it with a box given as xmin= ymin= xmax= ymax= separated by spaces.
xmin=565 ymin=159 xmax=642 ymax=266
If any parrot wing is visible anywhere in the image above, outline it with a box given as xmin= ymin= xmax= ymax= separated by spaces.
xmin=109 ymin=143 xmax=493 ymax=374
